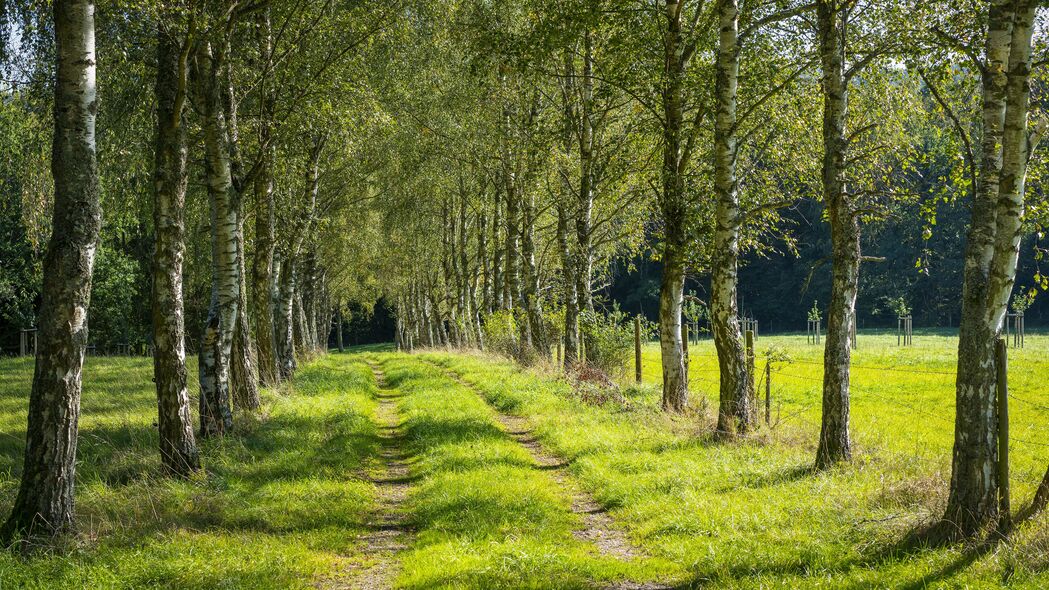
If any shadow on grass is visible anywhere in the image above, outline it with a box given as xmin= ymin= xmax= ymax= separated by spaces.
xmin=733 ymin=463 xmax=818 ymax=491
xmin=342 ymin=343 xmax=396 ymax=353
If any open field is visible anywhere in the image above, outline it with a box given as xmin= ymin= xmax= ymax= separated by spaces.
xmin=0 ymin=334 xmax=1046 ymax=588
xmin=638 ymin=329 xmax=1049 ymax=503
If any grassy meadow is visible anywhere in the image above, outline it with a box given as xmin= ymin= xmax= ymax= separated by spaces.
xmin=652 ymin=329 xmax=1049 ymax=504
xmin=0 ymin=331 xmax=1045 ymax=588
xmin=0 ymin=354 xmax=382 ymax=588
xmin=425 ymin=328 xmax=1049 ymax=588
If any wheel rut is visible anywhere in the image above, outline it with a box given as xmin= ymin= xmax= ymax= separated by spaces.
xmin=325 ymin=363 xmax=413 ymax=590
xmin=427 ymin=361 xmax=670 ymax=590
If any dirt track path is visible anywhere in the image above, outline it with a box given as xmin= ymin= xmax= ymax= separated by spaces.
xmin=429 ymin=361 xmax=669 ymax=590
xmin=326 ymin=364 xmax=413 ymax=589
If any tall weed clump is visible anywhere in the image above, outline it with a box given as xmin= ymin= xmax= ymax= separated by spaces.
xmin=579 ymin=305 xmax=643 ymax=378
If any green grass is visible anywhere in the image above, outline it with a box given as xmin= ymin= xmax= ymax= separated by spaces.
xmin=372 ymin=353 xmax=665 ymax=588
xmin=0 ymin=354 xmax=381 ymax=589
xmin=425 ymin=329 xmax=1049 ymax=588
xmin=0 ymin=334 xmax=1046 ymax=588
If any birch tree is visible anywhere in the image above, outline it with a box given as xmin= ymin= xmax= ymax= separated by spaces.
xmin=2 ymin=0 xmax=102 ymax=543
xmin=941 ymin=0 xmax=1043 ymax=538
xmin=711 ymin=0 xmax=811 ymax=435
xmin=657 ymin=0 xmax=708 ymax=411
xmin=152 ymin=4 xmax=201 ymax=474
xmin=192 ymin=30 xmax=238 ymax=436
xmin=812 ymin=0 xmax=913 ymax=468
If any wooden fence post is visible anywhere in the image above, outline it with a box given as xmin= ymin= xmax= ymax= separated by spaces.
xmin=997 ymin=338 xmax=1011 ymax=533
xmin=745 ymin=329 xmax=755 ymax=422
xmin=764 ymin=355 xmax=771 ymax=426
xmin=634 ymin=315 xmax=642 ymax=383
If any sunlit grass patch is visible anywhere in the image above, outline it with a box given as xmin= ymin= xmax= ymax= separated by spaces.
xmin=426 ymin=331 xmax=1049 ymax=588
xmin=383 ymin=354 xmax=670 ymax=588
xmin=0 ymin=353 xmax=381 ymax=588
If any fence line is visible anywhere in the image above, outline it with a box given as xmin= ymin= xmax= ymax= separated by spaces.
xmin=1009 ymin=393 xmax=1049 ymax=413
xmin=1013 ymin=436 xmax=1049 ymax=449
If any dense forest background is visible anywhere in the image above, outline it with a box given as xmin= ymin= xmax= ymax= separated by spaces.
xmin=612 ymin=197 xmax=1049 ymax=331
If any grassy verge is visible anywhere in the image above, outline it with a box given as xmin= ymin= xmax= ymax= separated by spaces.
xmin=426 ymin=333 xmax=1049 ymax=588
xmin=0 ymin=353 xmax=380 ymax=589
xmin=377 ymin=353 xmax=666 ymax=588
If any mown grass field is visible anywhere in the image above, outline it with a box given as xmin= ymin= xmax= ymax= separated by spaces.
xmin=0 ymin=331 xmax=1045 ymax=588
xmin=642 ymin=329 xmax=1049 ymax=504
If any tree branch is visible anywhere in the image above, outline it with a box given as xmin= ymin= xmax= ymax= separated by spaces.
xmin=918 ymin=67 xmax=977 ymax=201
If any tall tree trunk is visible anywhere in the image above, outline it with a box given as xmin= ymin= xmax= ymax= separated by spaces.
xmin=574 ymin=33 xmax=596 ymax=361
xmin=946 ymin=0 xmax=1037 ymax=537
xmin=150 ymin=13 xmax=200 ymax=477
xmin=302 ymin=253 xmax=319 ymax=351
xmin=479 ymin=207 xmax=491 ymax=315
xmin=712 ymin=0 xmax=751 ymax=436
xmin=2 ymin=0 xmax=101 ymax=543
xmin=431 ymin=285 xmax=449 ymax=345
xmin=336 ymin=306 xmax=344 ymax=352
xmin=814 ymin=0 xmax=856 ymax=468
xmin=476 ymin=208 xmax=489 ymax=348
xmin=504 ymin=172 xmax=521 ymax=312
xmin=231 ymin=212 xmax=260 ymax=411
xmin=522 ymin=192 xmax=542 ymax=351
xmin=440 ymin=198 xmax=460 ymax=345
xmin=250 ymin=7 xmax=278 ymax=387
xmin=659 ymin=0 xmax=688 ymax=412
xmin=294 ymin=288 xmax=309 ymax=354
xmin=458 ymin=194 xmax=475 ymax=345
xmin=558 ymin=48 xmax=580 ymax=368
xmin=219 ymin=32 xmax=257 ymax=414
xmin=274 ymin=251 xmax=296 ymax=378
xmin=576 ymin=30 xmax=595 ymax=318
xmin=274 ymin=136 xmax=322 ymax=376
xmin=251 ymin=152 xmax=278 ymax=384
xmin=315 ymin=268 xmax=329 ymax=352
xmin=500 ymin=92 xmax=523 ymax=319
xmin=492 ymin=185 xmax=504 ymax=311
xmin=558 ymin=200 xmax=579 ymax=368
xmin=195 ymin=40 xmax=237 ymax=438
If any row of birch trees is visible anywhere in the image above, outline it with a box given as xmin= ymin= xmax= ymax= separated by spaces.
xmin=373 ymin=0 xmax=1049 ymax=542
xmin=1 ymin=0 xmax=1046 ymax=547
xmin=0 ymin=0 xmax=387 ymax=543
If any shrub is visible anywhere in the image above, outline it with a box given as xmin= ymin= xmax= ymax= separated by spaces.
xmin=482 ymin=309 xmax=522 ymax=360
xmin=579 ymin=305 xmax=636 ymax=378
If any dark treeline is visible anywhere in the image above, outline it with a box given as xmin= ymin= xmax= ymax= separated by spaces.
xmin=611 ymin=196 xmax=1049 ymax=331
